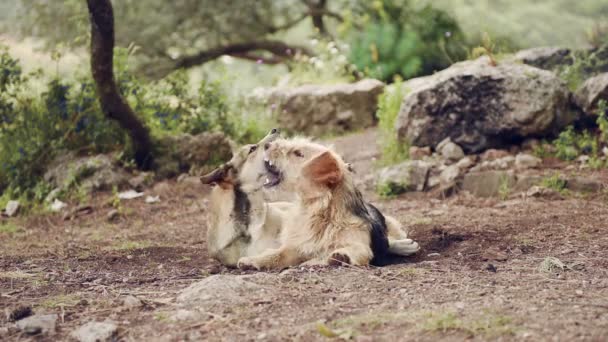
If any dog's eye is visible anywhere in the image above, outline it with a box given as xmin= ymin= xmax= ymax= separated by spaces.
xmin=293 ymin=150 xmax=304 ymax=158
xmin=248 ymin=145 xmax=257 ymax=154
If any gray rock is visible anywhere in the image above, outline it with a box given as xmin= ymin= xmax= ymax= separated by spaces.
xmin=409 ymin=146 xmax=431 ymax=160
xmin=462 ymin=170 xmax=516 ymax=197
xmin=155 ymin=132 xmax=232 ymax=179
xmin=437 ymin=138 xmax=465 ymax=161
xmin=376 ymin=160 xmax=433 ymax=192
xmin=177 ymin=275 xmax=265 ymax=310
xmin=439 ymin=164 xmax=461 ymax=186
xmin=567 ymin=177 xmax=603 ymax=193
xmin=456 ymin=156 xmax=476 ymax=170
xmin=70 ymin=321 xmax=118 ymax=342
xmin=515 ymin=153 xmax=542 ymax=170
xmin=121 ymin=295 xmax=143 ymax=309
xmin=16 ymin=314 xmax=57 ymax=335
xmin=574 ymin=72 xmax=608 ymax=116
xmin=5 ymin=200 xmax=20 ymax=217
xmin=512 ymin=47 xmax=572 ymax=70
xmin=44 ymin=153 xmax=130 ymax=193
xmin=396 ymin=57 xmax=576 ymax=153
xmin=266 ymin=79 xmax=385 ymax=135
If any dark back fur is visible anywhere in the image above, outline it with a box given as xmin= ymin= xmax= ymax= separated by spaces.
xmin=345 ymin=188 xmax=390 ymax=265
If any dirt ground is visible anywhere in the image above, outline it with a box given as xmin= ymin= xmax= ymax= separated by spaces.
xmin=2 ymin=129 xmax=608 ymax=341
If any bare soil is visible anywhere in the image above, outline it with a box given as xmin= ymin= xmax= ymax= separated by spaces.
xmin=1 ymin=129 xmax=608 ymax=341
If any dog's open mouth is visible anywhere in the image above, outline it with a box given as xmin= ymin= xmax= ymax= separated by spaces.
xmin=263 ymin=158 xmax=282 ymax=188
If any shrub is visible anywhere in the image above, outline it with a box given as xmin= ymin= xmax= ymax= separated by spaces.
xmin=347 ymin=0 xmax=467 ymax=81
xmin=0 ymin=45 xmax=273 ymax=202
xmin=376 ymin=78 xmax=409 ymax=166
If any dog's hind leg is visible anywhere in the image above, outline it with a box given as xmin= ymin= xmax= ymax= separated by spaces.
xmin=237 ymin=246 xmax=303 ymax=271
xmin=386 ymin=215 xmax=420 ymax=256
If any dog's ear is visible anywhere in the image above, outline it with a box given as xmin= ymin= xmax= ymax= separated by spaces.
xmin=200 ymin=164 xmax=233 ymax=187
xmin=302 ymin=151 xmax=343 ymax=187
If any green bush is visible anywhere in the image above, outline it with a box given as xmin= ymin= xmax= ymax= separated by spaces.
xmin=348 ymin=0 xmax=466 ymax=81
xmin=0 ymin=45 xmax=272 ymax=201
xmin=376 ymin=79 xmax=409 ymax=166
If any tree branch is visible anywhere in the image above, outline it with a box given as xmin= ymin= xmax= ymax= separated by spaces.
xmin=86 ymin=0 xmax=153 ymax=169
xmin=173 ymin=40 xmax=312 ymax=70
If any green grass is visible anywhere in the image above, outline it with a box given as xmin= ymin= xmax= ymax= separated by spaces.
xmin=376 ymin=80 xmax=409 ymax=167
xmin=541 ymin=173 xmax=568 ymax=193
xmin=0 ymin=221 xmax=23 ymax=235
xmin=40 ymin=294 xmax=81 ymax=308
xmin=376 ymin=181 xmax=408 ymax=198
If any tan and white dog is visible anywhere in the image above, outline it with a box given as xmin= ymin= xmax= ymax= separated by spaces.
xmin=200 ymin=129 xmax=292 ymax=266
xmin=237 ymin=137 xmax=419 ymax=270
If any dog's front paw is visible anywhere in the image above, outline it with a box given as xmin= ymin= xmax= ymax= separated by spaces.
xmin=328 ymin=252 xmax=351 ymax=266
xmin=389 ymin=238 xmax=420 ymax=256
xmin=237 ymin=257 xmax=260 ymax=271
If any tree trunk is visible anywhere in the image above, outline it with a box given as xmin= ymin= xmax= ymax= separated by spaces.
xmin=86 ymin=0 xmax=153 ymax=169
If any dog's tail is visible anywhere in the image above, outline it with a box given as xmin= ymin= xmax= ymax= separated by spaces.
xmin=386 ymin=215 xmax=420 ymax=256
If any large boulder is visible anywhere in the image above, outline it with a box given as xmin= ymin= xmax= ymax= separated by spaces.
xmin=267 ymin=79 xmax=385 ymax=135
xmin=44 ymin=153 xmax=130 ymax=193
xmin=155 ymin=132 xmax=233 ymax=178
xmin=513 ymin=47 xmax=572 ymax=70
xmin=396 ymin=56 xmax=577 ymax=153
xmin=574 ymin=72 xmax=608 ymax=116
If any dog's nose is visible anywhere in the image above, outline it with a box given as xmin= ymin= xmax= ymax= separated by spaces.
xmin=270 ymin=128 xmax=279 ymax=134
xmin=264 ymin=142 xmax=271 ymax=150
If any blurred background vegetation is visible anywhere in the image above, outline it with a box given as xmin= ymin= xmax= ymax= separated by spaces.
xmin=1 ymin=0 xmax=607 ymax=205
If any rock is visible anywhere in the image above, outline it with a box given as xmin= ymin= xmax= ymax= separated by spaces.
xmin=106 ymin=209 xmax=120 ymax=222
xmin=574 ymin=72 xmax=608 ymax=116
xmin=376 ymin=160 xmax=433 ymax=192
xmin=456 ymin=156 xmax=476 ymax=170
xmin=481 ymin=149 xmax=511 ymax=161
xmin=396 ymin=56 xmax=576 ymax=153
xmin=566 ymin=176 xmax=603 ymax=193
xmin=128 ymin=172 xmax=154 ymax=191
xmin=117 ymin=190 xmax=144 ymax=200
xmin=44 ymin=153 xmax=130 ymax=193
xmin=526 ymin=186 xmax=564 ymax=200
xmin=155 ymin=132 xmax=232 ymax=178
xmin=177 ymin=275 xmax=265 ymax=310
xmin=70 ymin=321 xmax=118 ymax=342
xmin=5 ymin=200 xmax=20 ymax=217
xmin=603 ymin=147 xmax=608 ymax=157
xmin=437 ymin=138 xmax=465 ymax=161
xmin=44 ymin=188 xmax=61 ymax=203
xmin=15 ymin=314 xmax=57 ymax=335
xmin=461 ymin=170 xmax=516 ymax=197
xmin=49 ymin=199 xmax=67 ymax=212
xmin=515 ymin=153 xmax=542 ymax=170
xmin=514 ymin=174 xmax=544 ymax=192
xmin=482 ymin=249 xmax=508 ymax=261
xmin=409 ymin=146 xmax=431 ymax=160
xmin=439 ymin=164 xmax=461 ymax=186
xmin=121 ymin=295 xmax=143 ymax=309
xmin=8 ymin=306 xmax=32 ymax=322
xmin=170 ymin=309 xmax=202 ymax=322
xmin=266 ymin=79 xmax=385 ymax=135
xmin=145 ymin=195 xmax=160 ymax=204
xmin=512 ymin=47 xmax=572 ymax=70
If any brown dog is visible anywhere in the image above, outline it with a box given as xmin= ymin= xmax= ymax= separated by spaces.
xmin=237 ymin=137 xmax=419 ymax=270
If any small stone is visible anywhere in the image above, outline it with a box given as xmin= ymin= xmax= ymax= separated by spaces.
xmin=437 ymin=138 xmax=465 ymax=161
xmin=575 ymin=290 xmax=583 ymax=296
xmin=515 ymin=153 xmax=542 ymax=169
xmin=50 ymin=199 xmax=67 ymax=212
xmin=439 ymin=164 xmax=461 ymax=186
xmin=427 ymin=253 xmax=441 ymax=258
xmin=526 ymin=186 xmax=563 ymax=200
xmin=145 ymin=195 xmax=160 ymax=204
xmin=16 ymin=314 xmax=57 ymax=336
xmin=456 ymin=156 xmax=475 ymax=170
xmin=171 ymin=309 xmax=200 ymax=322
xmin=70 ymin=321 xmax=118 ymax=342
xmin=603 ymin=147 xmax=608 ymax=157
xmin=121 ymin=295 xmax=143 ymax=309
xmin=481 ymin=149 xmax=510 ymax=161
xmin=106 ymin=209 xmax=120 ymax=222
xmin=5 ymin=200 xmax=20 ymax=217
xmin=409 ymin=146 xmax=432 ymax=160
xmin=117 ymin=190 xmax=144 ymax=200
xmin=482 ymin=249 xmax=508 ymax=262
xmin=486 ymin=264 xmax=497 ymax=273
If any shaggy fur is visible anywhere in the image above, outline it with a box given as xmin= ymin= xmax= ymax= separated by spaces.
xmin=201 ymin=130 xmax=292 ymax=266
xmin=237 ymin=138 xmax=419 ymax=270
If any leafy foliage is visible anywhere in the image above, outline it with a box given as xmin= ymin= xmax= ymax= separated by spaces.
xmin=376 ymin=79 xmax=409 ymax=166
xmin=0 ymin=45 xmax=272 ymax=200
xmin=347 ymin=0 xmax=467 ymax=81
